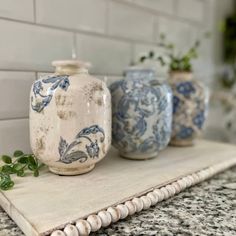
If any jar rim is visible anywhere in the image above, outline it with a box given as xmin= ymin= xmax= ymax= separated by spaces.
xmin=52 ymin=60 xmax=91 ymax=68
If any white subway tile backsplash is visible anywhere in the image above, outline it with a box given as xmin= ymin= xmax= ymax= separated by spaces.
xmin=156 ymin=17 xmax=195 ymax=51
xmin=0 ymin=119 xmax=31 ymax=155
xmin=177 ymin=0 xmax=205 ymax=22
xmin=0 ymin=0 xmax=34 ymax=22
xmin=36 ymin=0 xmax=107 ymax=34
xmin=0 ymin=20 xmax=73 ymax=71
xmin=108 ymin=1 xmax=154 ymax=41
xmin=134 ymin=0 xmax=174 ymax=15
xmin=76 ymin=34 xmax=132 ymax=75
xmin=0 ymin=0 xmax=216 ymax=153
xmin=0 ymin=71 xmax=35 ymax=119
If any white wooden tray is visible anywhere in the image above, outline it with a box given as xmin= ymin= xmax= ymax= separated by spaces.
xmin=0 ymin=140 xmax=236 ymax=236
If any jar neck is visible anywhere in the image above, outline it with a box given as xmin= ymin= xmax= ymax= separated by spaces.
xmin=169 ymin=71 xmax=193 ymax=81
xmin=55 ymin=66 xmax=88 ymax=76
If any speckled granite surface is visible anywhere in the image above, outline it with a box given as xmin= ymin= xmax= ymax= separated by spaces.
xmin=1 ymin=167 xmax=236 ymax=236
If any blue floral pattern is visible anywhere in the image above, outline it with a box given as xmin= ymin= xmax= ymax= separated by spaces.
xmin=58 ymin=125 xmax=105 ymax=164
xmin=170 ymin=78 xmax=208 ymax=142
xmin=177 ymin=126 xmax=194 ymax=139
xmin=31 ymin=75 xmax=70 ymax=113
xmin=176 ymin=82 xmax=195 ymax=96
xmin=193 ymin=111 xmax=205 ymax=129
xmin=110 ymin=70 xmax=172 ymax=155
xmin=173 ymin=96 xmax=180 ymax=114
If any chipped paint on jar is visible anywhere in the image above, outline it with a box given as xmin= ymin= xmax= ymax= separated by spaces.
xmin=169 ymin=71 xmax=209 ymax=146
xmin=110 ymin=69 xmax=172 ymax=160
xmin=29 ymin=60 xmax=111 ymax=175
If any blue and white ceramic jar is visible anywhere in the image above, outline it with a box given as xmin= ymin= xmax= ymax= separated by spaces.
xmin=169 ymin=71 xmax=209 ymax=146
xmin=110 ymin=69 xmax=172 ymax=160
xmin=30 ymin=60 xmax=111 ymax=175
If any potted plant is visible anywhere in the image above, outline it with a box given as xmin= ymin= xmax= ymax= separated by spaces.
xmin=140 ymin=33 xmax=210 ymax=146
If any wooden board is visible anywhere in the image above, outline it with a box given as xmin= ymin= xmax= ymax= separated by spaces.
xmin=1 ymin=140 xmax=236 ymax=236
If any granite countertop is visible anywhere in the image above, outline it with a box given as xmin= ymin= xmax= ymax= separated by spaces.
xmin=1 ymin=167 xmax=236 ymax=236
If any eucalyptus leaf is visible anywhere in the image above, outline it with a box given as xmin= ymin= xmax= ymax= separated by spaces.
xmin=0 ymin=151 xmax=43 ymax=190
xmin=17 ymin=156 xmax=29 ymax=164
xmin=13 ymin=150 xmax=24 ymax=157
xmin=34 ymin=169 xmax=39 ymax=177
xmin=1 ymin=155 xmax=12 ymax=164
xmin=17 ymin=169 xmax=25 ymax=177
xmin=0 ymin=179 xmax=14 ymax=190
xmin=1 ymin=165 xmax=15 ymax=174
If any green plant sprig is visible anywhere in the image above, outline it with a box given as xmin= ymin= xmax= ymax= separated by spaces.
xmin=140 ymin=32 xmax=210 ymax=72
xmin=0 ymin=151 xmax=44 ymax=191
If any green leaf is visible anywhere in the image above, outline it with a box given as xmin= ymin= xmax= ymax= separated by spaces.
xmin=16 ymin=169 xmax=25 ymax=177
xmin=34 ymin=169 xmax=39 ymax=177
xmin=13 ymin=163 xmax=23 ymax=172
xmin=1 ymin=165 xmax=15 ymax=174
xmin=17 ymin=156 xmax=29 ymax=164
xmin=13 ymin=150 xmax=24 ymax=157
xmin=1 ymin=155 xmax=12 ymax=164
xmin=28 ymin=156 xmax=37 ymax=168
xmin=149 ymin=51 xmax=154 ymax=58
xmin=0 ymin=179 xmax=14 ymax=190
xmin=0 ymin=151 xmax=43 ymax=190
xmin=28 ymin=164 xmax=34 ymax=171
xmin=140 ymin=56 xmax=147 ymax=63
xmin=160 ymin=33 xmax=166 ymax=40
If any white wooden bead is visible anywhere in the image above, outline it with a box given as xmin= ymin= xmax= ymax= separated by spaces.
xmin=51 ymin=230 xmax=66 ymax=236
xmin=182 ymin=177 xmax=191 ymax=188
xmin=165 ymin=184 xmax=176 ymax=196
xmin=64 ymin=224 xmax=79 ymax=236
xmin=199 ymin=170 xmax=207 ymax=180
xmin=153 ymin=189 xmax=164 ymax=201
xmin=125 ymin=201 xmax=136 ymax=215
xmin=98 ymin=210 xmax=112 ymax=227
xmin=188 ymin=175 xmax=195 ymax=186
xmin=116 ymin=204 xmax=129 ymax=219
xmin=208 ymin=167 xmax=214 ymax=176
xmin=191 ymin=173 xmax=200 ymax=184
xmin=160 ymin=187 xmax=169 ymax=200
xmin=171 ymin=182 xmax=181 ymax=194
xmin=87 ymin=215 xmax=102 ymax=232
xmin=76 ymin=219 xmax=91 ymax=236
xmin=132 ymin=197 xmax=143 ymax=212
xmin=177 ymin=179 xmax=187 ymax=190
xmin=147 ymin=192 xmax=158 ymax=205
xmin=140 ymin=196 xmax=151 ymax=210
xmin=107 ymin=207 xmax=120 ymax=223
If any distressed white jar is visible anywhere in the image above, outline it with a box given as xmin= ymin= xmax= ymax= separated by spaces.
xmin=30 ymin=60 xmax=111 ymax=175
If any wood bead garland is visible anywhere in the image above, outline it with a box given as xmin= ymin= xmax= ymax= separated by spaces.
xmin=49 ymin=159 xmax=236 ymax=236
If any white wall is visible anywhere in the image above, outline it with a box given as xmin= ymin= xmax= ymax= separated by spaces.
xmin=0 ymin=0 xmax=226 ymax=154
